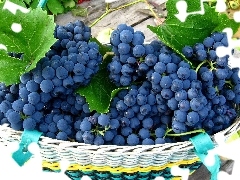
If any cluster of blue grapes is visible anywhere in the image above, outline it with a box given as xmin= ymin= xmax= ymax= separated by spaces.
xmin=0 ymin=20 xmax=103 ymax=141
xmin=99 ymin=26 xmax=238 ymax=145
xmin=0 ymin=22 xmax=239 ymax=146
xmin=182 ymin=32 xmax=238 ymax=134
xmin=108 ymin=24 xmax=150 ymax=86
xmin=74 ymin=81 xmax=177 ymax=145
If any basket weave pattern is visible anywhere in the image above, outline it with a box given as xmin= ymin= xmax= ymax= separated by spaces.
xmin=1 ymin=118 xmax=240 ymax=174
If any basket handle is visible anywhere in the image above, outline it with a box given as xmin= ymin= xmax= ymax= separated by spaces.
xmin=12 ymin=130 xmax=42 ymax=166
xmin=190 ymin=133 xmax=220 ymax=180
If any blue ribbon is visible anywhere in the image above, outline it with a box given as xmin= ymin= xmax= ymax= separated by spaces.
xmin=37 ymin=0 xmax=48 ymax=8
xmin=12 ymin=130 xmax=42 ymax=166
xmin=190 ymin=133 xmax=220 ymax=180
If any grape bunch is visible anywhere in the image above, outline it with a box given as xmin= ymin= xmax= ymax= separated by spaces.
xmin=0 ymin=23 xmax=239 ymax=146
xmin=182 ymin=32 xmax=238 ymax=134
xmin=107 ymin=24 xmax=146 ymax=86
xmin=0 ymin=20 xmax=102 ymax=140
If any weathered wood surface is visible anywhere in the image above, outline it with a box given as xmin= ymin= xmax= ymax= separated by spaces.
xmin=56 ymin=0 xmax=157 ymax=42
xmin=56 ymin=1 xmax=234 ymax=179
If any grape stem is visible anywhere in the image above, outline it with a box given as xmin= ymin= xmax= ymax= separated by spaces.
xmin=195 ymin=59 xmax=216 ymax=73
xmin=209 ymin=61 xmax=216 ymax=71
xmin=90 ymin=0 xmax=144 ymax=27
xmin=103 ymin=52 xmax=115 ymax=60
xmin=225 ymin=80 xmax=234 ymax=88
xmin=195 ymin=60 xmax=208 ymax=73
xmin=143 ymin=0 xmax=163 ymax=24
xmin=166 ymin=129 xmax=205 ymax=137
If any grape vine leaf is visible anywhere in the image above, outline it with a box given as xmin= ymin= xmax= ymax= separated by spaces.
xmin=23 ymin=0 xmax=32 ymax=5
xmin=29 ymin=0 xmax=39 ymax=9
xmin=148 ymin=0 xmax=240 ymax=58
xmin=0 ymin=2 xmax=56 ymax=85
xmin=76 ymin=38 xmax=128 ymax=113
xmin=47 ymin=0 xmax=65 ymax=15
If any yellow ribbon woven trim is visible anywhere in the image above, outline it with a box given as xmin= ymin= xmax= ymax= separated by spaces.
xmin=42 ymin=158 xmax=200 ymax=173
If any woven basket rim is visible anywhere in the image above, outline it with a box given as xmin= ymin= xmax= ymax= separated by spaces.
xmin=1 ymin=117 xmax=240 ymax=152
xmin=1 ymin=117 xmax=240 ymax=172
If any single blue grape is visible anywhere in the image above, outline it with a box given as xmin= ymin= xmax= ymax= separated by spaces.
xmin=177 ymin=100 xmax=190 ymax=112
xmin=56 ymin=131 xmax=68 ymax=141
xmin=28 ymin=92 xmax=40 ymax=105
xmin=42 ymin=66 xmax=55 ymax=80
xmin=155 ymin=127 xmax=166 ymax=138
xmin=155 ymin=138 xmax=166 ymax=144
xmin=127 ymin=134 xmax=139 ymax=146
xmin=142 ymin=117 xmax=153 ymax=129
xmin=172 ymin=120 xmax=187 ymax=134
xmin=166 ymin=63 xmax=178 ymax=74
xmin=175 ymin=90 xmax=187 ymax=101
xmin=110 ymin=30 xmax=121 ymax=46
xmin=182 ymin=46 xmax=193 ymax=58
xmin=177 ymin=67 xmax=190 ymax=80
xmin=56 ymin=66 xmax=68 ymax=79
xmin=93 ymin=135 xmax=104 ymax=145
xmin=211 ymin=32 xmax=224 ymax=42
xmin=161 ymin=88 xmax=174 ymax=100
xmin=215 ymin=68 xmax=228 ymax=79
xmin=154 ymin=62 xmax=166 ymax=74
xmin=23 ymin=103 xmax=35 ymax=115
xmin=130 ymin=117 xmax=140 ymax=129
xmin=12 ymin=99 xmax=25 ymax=111
xmin=109 ymin=118 xmax=120 ymax=129
xmin=57 ymin=119 xmax=68 ymax=131
xmin=140 ymin=104 xmax=151 ymax=116
xmin=145 ymin=54 xmax=157 ymax=66
xmin=26 ymin=80 xmax=39 ymax=92
xmin=150 ymin=72 xmax=161 ymax=85
xmin=112 ymin=135 xmax=125 ymax=145
xmin=142 ymin=138 xmax=154 ymax=145
xmin=160 ymin=76 xmax=172 ymax=89
xmin=48 ymin=122 xmax=58 ymax=133
xmin=121 ymin=126 xmax=132 ymax=136
xmin=23 ymin=117 xmax=36 ymax=130
xmin=167 ymin=98 xmax=178 ymax=110
xmin=20 ymin=73 xmax=32 ymax=84
xmin=159 ymin=53 xmax=171 ymax=64
xmin=40 ymin=80 xmax=54 ymax=93
xmin=118 ymin=43 xmax=131 ymax=55
xmin=133 ymin=45 xmax=145 ymax=57
xmin=171 ymin=79 xmax=183 ymax=92
xmin=98 ymin=114 xmax=110 ymax=126
xmin=187 ymin=111 xmax=200 ymax=126
xmin=7 ymin=111 xmax=21 ymax=124
xmin=203 ymin=37 xmax=214 ymax=48
xmin=119 ymin=30 xmax=133 ymax=43
xmin=190 ymin=98 xmax=204 ymax=111
xmin=80 ymin=118 xmax=92 ymax=131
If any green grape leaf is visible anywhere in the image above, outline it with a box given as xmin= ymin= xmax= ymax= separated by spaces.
xmin=5 ymin=0 xmax=26 ymax=7
xmin=90 ymin=37 xmax=111 ymax=56
xmin=148 ymin=0 xmax=240 ymax=58
xmin=23 ymin=0 xmax=32 ymax=5
xmin=29 ymin=0 xmax=39 ymax=9
xmin=0 ymin=2 xmax=56 ymax=85
xmin=77 ymin=38 xmax=127 ymax=113
xmin=77 ymin=54 xmax=127 ymax=113
xmin=0 ymin=52 xmax=29 ymax=85
xmin=47 ymin=0 xmax=64 ymax=15
xmin=71 ymin=6 xmax=88 ymax=17
xmin=63 ymin=0 xmax=75 ymax=9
